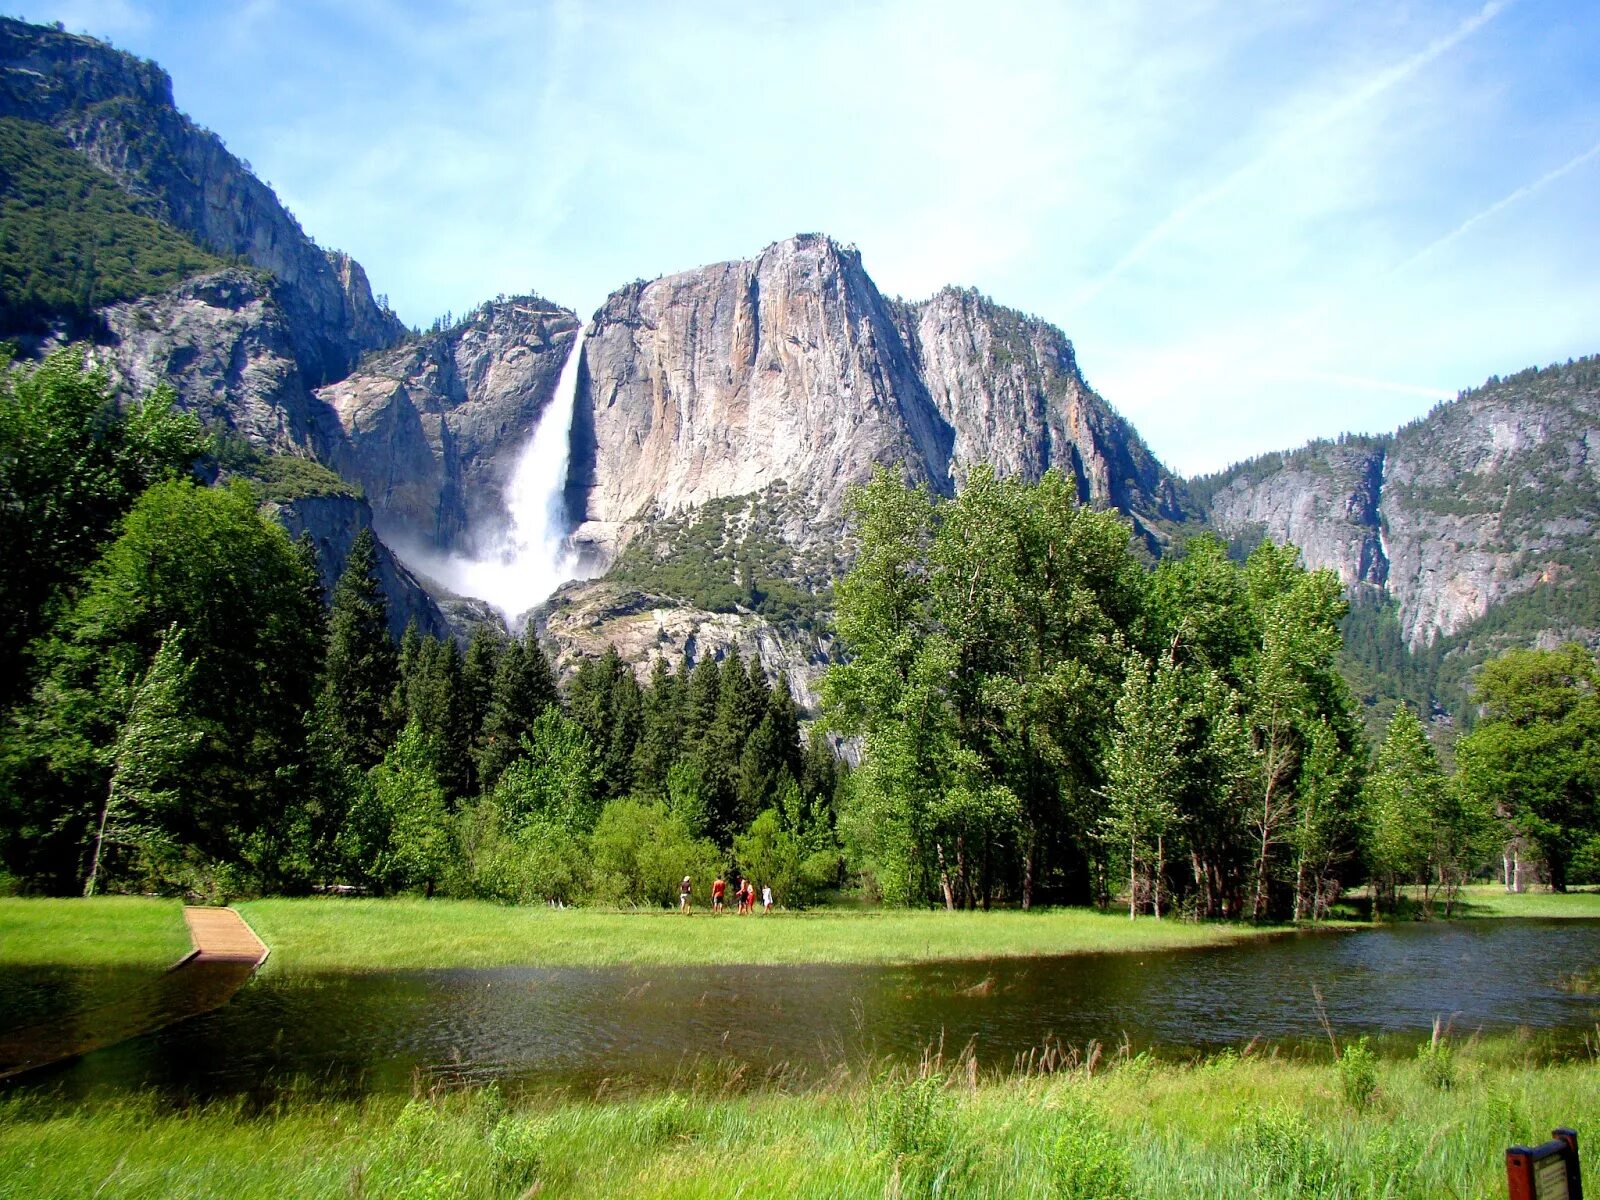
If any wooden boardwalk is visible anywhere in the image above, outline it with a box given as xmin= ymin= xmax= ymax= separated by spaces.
xmin=0 ymin=907 xmax=267 ymax=1081
xmin=183 ymin=906 xmax=269 ymax=965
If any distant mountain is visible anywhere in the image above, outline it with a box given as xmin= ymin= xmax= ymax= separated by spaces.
xmin=1194 ymin=359 xmax=1600 ymax=726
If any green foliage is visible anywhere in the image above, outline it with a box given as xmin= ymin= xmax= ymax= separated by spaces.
xmin=476 ymin=630 xmax=558 ymax=792
xmin=320 ymin=527 xmax=398 ymax=770
xmin=1338 ymin=1038 xmax=1379 ymax=1111
xmin=1052 ymin=1093 xmax=1134 ymax=1200
xmin=588 ymin=797 xmax=720 ymax=908
xmin=343 ymin=721 xmax=453 ymax=895
xmin=870 ymin=1072 xmax=956 ymax=1188
xmin=0 ymin=347 xmax=204 ymax=710
xmin=0 ymin=117 xmax=227 ymax=333
xmin=1456 ymin=644 xmax=1600 ymax=890
xmin=1238 ymin=1105 xmax=1338 ymax=1196
xmin=607 ymin=487 xmax=834 ymax=630
xmin=1 ymin=479 xmax=321 ymax=892
xmin=1416 ymin=1027 xmax=1456 ymax=1091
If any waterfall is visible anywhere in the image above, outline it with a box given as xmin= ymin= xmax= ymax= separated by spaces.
xmin=416 ymin=323 xmax=587 ymax=626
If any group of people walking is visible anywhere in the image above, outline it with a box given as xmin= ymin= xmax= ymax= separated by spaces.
xmin=679 ymin=875 xmax=772 ymax=914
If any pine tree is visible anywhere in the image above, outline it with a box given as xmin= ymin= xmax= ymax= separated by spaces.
xmin=84 ymin=625 xmax=199 ymax=895
xmin=460 ymin=623 xmax=503 ymax=793
xmin=632 ymin=656 xmax=682 ymax=800
xmin=321 ymin=528 xmax=398 ymax=770
xmin=477 ymin=630 xmax=558 ymax=792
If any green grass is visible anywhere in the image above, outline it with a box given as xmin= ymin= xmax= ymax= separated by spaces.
xmin=1453 ymin=884 xmax=1600 ymax=919
xmin=235 ymin=898 xmax=1286 ymax=975
xmin=1 ymin=1039 xmax=1594 ymax=1198
xmin=0 ymin=897 xmax=190 ymax=969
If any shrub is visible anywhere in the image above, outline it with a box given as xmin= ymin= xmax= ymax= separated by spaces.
xmin=1051 ymin=1092 xmax=1134 ymax=1200
xmin=1338 ymin=1037 xmax=1379 ymax=1111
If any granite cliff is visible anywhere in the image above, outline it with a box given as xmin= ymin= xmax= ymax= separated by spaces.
xmin=315 ymin=298 xmax=578 ymax=552
xmin=1199 ymin=362 xmax=1600 ymax=651
xmin=566 ymin=234 xmax=1179 ymax=575
xmin=5 ymin=16 xmax=1594 ymax=718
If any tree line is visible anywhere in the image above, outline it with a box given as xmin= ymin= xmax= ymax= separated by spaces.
xmin=2 ymin=353 xmax=1594 ymax=912
xmin=824 ymin=468 xmax=1599 ymax=916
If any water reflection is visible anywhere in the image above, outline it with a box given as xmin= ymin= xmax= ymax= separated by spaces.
xmin=7 ymin=918 xmax=1598 ymax=1102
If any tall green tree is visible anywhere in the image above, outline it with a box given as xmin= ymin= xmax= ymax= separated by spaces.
xmin=1457 ymin=644 xmax=1599 ymax=891
xmin=1 ymin=479 xmax=321 ymax=891
xmin=342 ymin=720 xmax=452 ymax=895
xmin=320 ymin=528 xmax=398 ymax=770
xmin=477 ymin=629 xmax=559 ymax=792
xmin=0 ymin=348 xmax=203 ymax=709
xmin=1363 ymin=705 xmax=1441 ymax=915
xmin=83 ymin=625 xmax=200 ymax=895
xmin=632 ymin=655 xmax=682 ymax=800
xmin=1101 ymin=651 xmax=1185 ymax=918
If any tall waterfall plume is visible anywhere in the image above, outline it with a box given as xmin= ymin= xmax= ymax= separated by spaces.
xmin=415 ymin=323 xmax=588 ymax=626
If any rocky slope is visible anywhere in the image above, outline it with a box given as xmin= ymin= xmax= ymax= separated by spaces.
xmin=315 ymin=298 xmax=578 ymax=551
xmin=1200 ymin=360 xmax=1600 ymax=651
xmin=0 ymin=18 xmax=445 ymax=631
xmin=0 ymin=17 xmax=405 ymax=382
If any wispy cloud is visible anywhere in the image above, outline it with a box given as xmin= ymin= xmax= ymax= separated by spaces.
xmin=1066 ymin=0 xmax=1515 ymax=315
xmin=1392 ymin=138 xmax=1600 ymax=276
xmin=10 ymin=0 xmax=1599 ymax=476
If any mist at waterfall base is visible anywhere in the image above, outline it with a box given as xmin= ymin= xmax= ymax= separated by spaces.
xmin=398 ymin=327 xmax=588 ymax=629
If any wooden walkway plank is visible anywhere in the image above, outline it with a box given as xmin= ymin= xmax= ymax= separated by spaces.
xmin=183 ymin=906 xmax=269 ymax=966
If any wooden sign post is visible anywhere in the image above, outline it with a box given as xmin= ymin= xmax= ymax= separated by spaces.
xmin=1507 ymin=1128 xmax=1583 ymax=1200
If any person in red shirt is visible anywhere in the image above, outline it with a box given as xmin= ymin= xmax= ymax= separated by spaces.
xmin=712 ymin=876 xmax=726 ymax=913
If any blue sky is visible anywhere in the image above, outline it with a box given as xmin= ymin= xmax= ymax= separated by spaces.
xmin=19 ymin=0 xmax=1600 ymax=476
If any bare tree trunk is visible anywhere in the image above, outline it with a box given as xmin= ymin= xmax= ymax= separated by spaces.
xmin=936 ymin=844 xmax=955 ymax=911
xmin=1129 ymin=833 xmax=1138 ymax=920
xmin=1021 ymin=831 xmax=1036 ymax=912
xmin=84 ymin=795 xmax=112 ymax=898
xmin=1154 ymin=833 xmax=1165 ymax=920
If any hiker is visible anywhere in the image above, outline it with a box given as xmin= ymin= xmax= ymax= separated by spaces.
xmin=680 ymin=876 xmax=692 ymax=912
xmin=741 ymin=878 xmax=754 ymax=914
xmin=712 ymin=875 xmax=727 ymax=912
xmin=762 ymin=883 xmax=773 ymax=913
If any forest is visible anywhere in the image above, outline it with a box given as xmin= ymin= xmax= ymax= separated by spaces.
xmin=2 ymin=350 xmax=1596 ymax=912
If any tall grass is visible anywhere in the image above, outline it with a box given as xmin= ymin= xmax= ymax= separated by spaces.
xmin=1 ymin=1038 xmax=1593 ymax=1198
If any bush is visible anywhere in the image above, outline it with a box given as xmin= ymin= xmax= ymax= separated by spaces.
xmin=1416 ymin=1026 xmax=1455 ymax=1090
xmin=1051 ymin=1092 xmax=1134 ymax=1200
xmin=1240 ymin=1105 xmax=1337 ymax=1197
xmin=589 ymin=797 xmax=720 ymax=908
xmin=1338 ymin=1037 xmax=1379 ymax=1111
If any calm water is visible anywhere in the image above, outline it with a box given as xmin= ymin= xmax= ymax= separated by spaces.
xmin=5 ymin=919 xmax=1598 ymax=1102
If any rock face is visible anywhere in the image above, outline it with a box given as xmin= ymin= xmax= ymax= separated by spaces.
xmin=0 ymin=17 xmax=405 ymax=382
xmin=907 ymin=286 xmax=1181 ymax=524
xmin=537 ymin=579 xmax=835 ymax=711
xmin=567 ymin=234 xmax=1181 ymax=571
xmin=1202 ymin=363 xmax=1600 ymax=647
xmin=1206 ymin=442 xmax=1388 ymax=591
xmin=93 ymin=269 xmax=312 ymax=451
xmin=315 ymin=299 xmax=579 ymax=551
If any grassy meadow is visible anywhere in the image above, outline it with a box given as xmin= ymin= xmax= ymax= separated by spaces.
xmin=234 ymin=897 xmax=1293 ymax=974
xmin=1 ymin=1038 xmax=1595 ymax=1198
